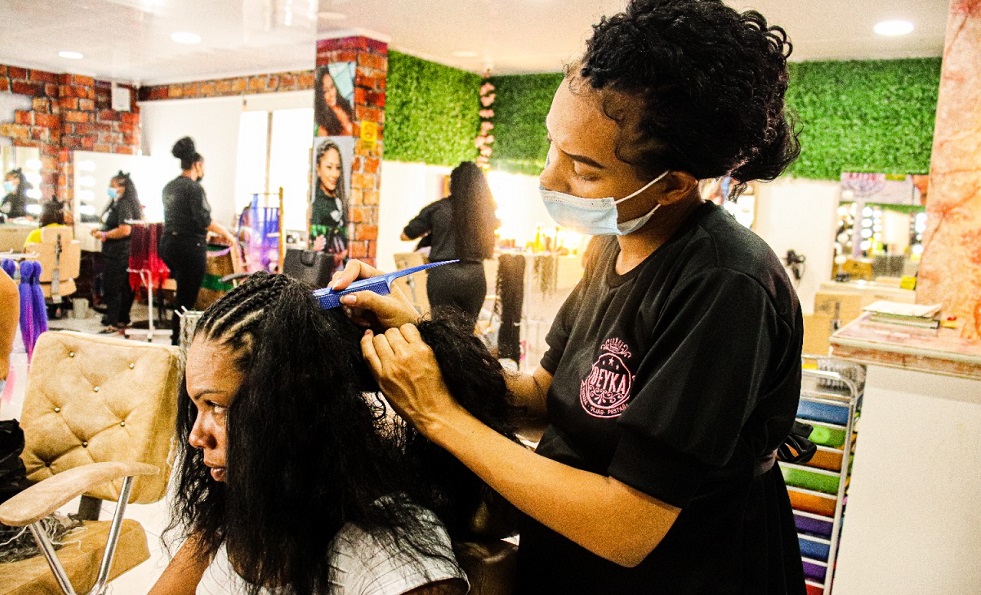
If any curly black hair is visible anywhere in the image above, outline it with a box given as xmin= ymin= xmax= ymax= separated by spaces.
xmin=171 ymin=136 xmax=202 ymax=171
xmin=577 ymin=0 xmax=800 ymax=193
xmin=166 ymin=272 xmax=518 ymax=594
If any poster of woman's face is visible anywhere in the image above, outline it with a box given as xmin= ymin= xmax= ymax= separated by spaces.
xmin=309 ymin=136 xmax=355 ymax=262
xmin=314 ymin=62 xmax=356 ymax=137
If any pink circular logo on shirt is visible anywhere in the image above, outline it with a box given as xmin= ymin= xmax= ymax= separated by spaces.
xmin=580 ymin=338 xmax=635 ymax=418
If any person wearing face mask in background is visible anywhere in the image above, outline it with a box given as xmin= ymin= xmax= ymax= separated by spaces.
xmin=332 ymin=1 xmax=806 ymax=592
xmin=90 ymin=172 xmax=143 ymax=334
xmin=308 ymin=138 xmax=349 ymax=273
xmin=1 ymin=169 xmax=39 ymax=222
xmin=161 ymin=137 xmax=236 ymax=346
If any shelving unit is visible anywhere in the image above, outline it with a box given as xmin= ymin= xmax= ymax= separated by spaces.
xmin=787 ymin=362 xmax=864 ymax=595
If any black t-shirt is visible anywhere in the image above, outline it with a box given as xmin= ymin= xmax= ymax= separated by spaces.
xmin=101 ymin=196 xmax=142 ymax=246
xmin=162 ymin=176 xmax=211 ymax=238
xmin=403 ymin=198 xmax=457 ymax=262
xmin=515 ymin=202 xmax=805 ymax=594
xmin=1 ymin=193 xmax=33 ymax=219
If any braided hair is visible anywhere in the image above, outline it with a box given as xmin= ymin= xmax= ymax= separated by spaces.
xmin=169 ymin=272 xmax=518 ymax=594
xmin=575 ymin=0 xmax=800 ymax=195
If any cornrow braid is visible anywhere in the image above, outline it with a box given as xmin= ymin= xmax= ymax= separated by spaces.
xmin=195 ymin=272 xmax=287 ymax=356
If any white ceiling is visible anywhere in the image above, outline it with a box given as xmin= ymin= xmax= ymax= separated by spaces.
xmin=0 ymin=0 xmax=949 ymax=86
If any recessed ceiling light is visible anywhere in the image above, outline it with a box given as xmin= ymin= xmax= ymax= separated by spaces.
xmin=58 ymin=50 xmax=84 ymax=60
xmin=317 ymin=11 xmax=347 ymax=20
xmin=451 ymin=50 xmax=478 ymax=58
xmin=171 ymin=31 xmax=202 ymax=45
xmin=874 ymin=20 xmax=914 ymax=36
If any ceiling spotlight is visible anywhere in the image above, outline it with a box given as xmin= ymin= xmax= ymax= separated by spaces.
xmin=171 ymin=31 xmax=202 ymax=45
xmin=874 ymin=20 xmax=914 ymax=36
xmin=317 ymin=11 xmax=347 ymax=20
xmin=451 ymin=50 xmax=478 ymax=58
xmin=58 ymin=50 xmax=84 ymax=60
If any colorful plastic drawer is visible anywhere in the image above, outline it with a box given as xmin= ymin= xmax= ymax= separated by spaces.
xmin=798 ymin=536 xmax=831 ymax=561
xmin=794 ymin=512 xmax=833 ymax=539
xmin=783 ymin=467 xmax=840 ymax=495
xmin=805 ymin=580 xmax=824 ymax=595
xmin=805 ymin=448 xmax=844 ymax=472
xmin=802 ymin=559 xmax=827 ymax=582
xmin=789 ymin=489 xmax=837 ymax=517
xmin=808 ymin=424 xmax=846 ymax=448
xmin=798 ymin=400 xmax=850 ymax=425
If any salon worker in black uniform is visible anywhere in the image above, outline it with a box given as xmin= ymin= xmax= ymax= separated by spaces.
xmin=91 ymin=171 xmax=143 ymax=333
xmin=161 ymin=137 xmax=235 ymax=345
xmin=332 ymin=1 xmax=807 ymax=592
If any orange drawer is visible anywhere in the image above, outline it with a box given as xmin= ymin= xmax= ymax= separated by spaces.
xmin=789 ymin=489 xmax=837 ymax=517
xmin=806 ymin=449 xmax=844 ymax=472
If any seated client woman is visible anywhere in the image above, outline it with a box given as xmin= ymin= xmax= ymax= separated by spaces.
xmin=151 ymin=272 xmax=518 ymax=595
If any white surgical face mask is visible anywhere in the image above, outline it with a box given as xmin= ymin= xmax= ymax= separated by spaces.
xmin=539 ymin=169 xmax=669 ymax=236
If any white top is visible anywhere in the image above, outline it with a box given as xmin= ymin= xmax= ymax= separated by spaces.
xmin=196 ymin=502 xmax=468 ymax=595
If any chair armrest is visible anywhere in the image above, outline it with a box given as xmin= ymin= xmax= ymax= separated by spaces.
xmin=0 ymin=461 xmax=159 ymax=526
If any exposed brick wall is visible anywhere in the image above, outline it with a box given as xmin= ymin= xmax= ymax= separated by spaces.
xmin=0 ymin=64 xmax=140 ymax=203
xmin=138 ymin=70 xmax=315 ymax=101
xmin=318 ymin=36 xmax=387 ymax=266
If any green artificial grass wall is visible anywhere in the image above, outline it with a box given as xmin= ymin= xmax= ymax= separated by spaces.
xmin=478 ymin=59 xmax=940 ymax=180
xmin=785 ymin=58 xmax=941 ymax=180
xmin=487 ymin=73 xmax=564 ymax=175
xmin=385 ymin=51 xmax=482 ymax=166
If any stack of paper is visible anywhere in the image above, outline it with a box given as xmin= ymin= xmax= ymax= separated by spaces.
xmin=862 ymin=300 xmax=942 ymax=329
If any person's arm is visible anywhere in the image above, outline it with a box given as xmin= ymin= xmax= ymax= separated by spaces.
xmin=505 ymin=366 xmax=551 ymax=420
xmin=206 ymin=220 xmax=237 ymax=244
xmin=0 ymin=269 xmax=18 ymax=382
xmin=401 ymin=203 xmax=434 ymax=242
xmin=147 ymin=535 xmax=210 ymax=595
xmin=361 ymin=325 xmax=680 ymax=567
xmin=92 ymin=223 xmax=132 ymax=241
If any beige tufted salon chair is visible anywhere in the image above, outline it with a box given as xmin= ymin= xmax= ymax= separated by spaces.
xmin=0 ymin=331 xmax=181 ymax=595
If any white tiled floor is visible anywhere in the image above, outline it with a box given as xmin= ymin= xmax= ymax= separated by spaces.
xmin=4 ymin=302 xmax=179 ymax=593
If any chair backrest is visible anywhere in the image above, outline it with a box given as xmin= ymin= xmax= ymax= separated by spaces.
xmin=40 ymin=225 xmax=73 ymax=245
xmin=18 ymin=331 xmax=181 ymax=504
xmin=25 ymin=240 xmax=81 ymax=283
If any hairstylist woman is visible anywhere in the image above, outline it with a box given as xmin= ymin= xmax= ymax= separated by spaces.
xmin=401 ymin=161 xmax=499 ymax=329
xmin=332 ymin=1 xmax=805 ymax=592
xmin=1 ymin=168 xmax=38 ymax=221
xmin=91 ymin=172 xmax=143 ymax=333
xmin=161 ymin=137 xmax=236 ymax=345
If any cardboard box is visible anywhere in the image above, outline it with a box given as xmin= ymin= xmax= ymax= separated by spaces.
xmin=813 ymin=291 xmax=865 ymax=328
xmin=803 ymin=313 xmax=835 ymax=356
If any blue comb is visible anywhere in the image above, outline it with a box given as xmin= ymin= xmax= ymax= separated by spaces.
xmin=312 ymin=260 xmax=460 ymax=309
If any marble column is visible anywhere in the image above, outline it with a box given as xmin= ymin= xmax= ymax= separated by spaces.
xmin=917 ymin=0 xmax=981 ymax=339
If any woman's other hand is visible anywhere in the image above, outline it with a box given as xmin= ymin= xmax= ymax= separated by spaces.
xmin=360 ymin=324 xmax=462 ymax=436
xmin=333 ymin=260 xmax=419 ymax=330
xmin=312 ymin=235 xmax=326 ymax=252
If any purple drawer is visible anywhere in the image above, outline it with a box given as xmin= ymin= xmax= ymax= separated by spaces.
xmin=794 ymin=512 xmax=833 ymax=539
xmin=802 ymin=559 xmax=827 ymax=582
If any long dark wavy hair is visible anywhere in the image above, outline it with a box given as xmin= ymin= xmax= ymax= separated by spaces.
xmin=449 ymin=161 xmax=498 ymax=261
xmin=313 ymin=139 xmax=346 ymax=203
xmin=104 ymin=171 xmax=142 ymax=222
xmin=576 ymin=0 xmax=801 ymax=196
xmin=166 ymin=272 xmax=517 ymax=594
xmin=313 ymin=66 xmax=355 ymax=136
